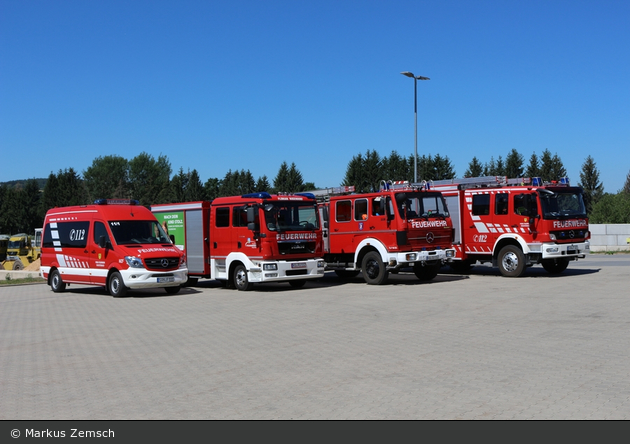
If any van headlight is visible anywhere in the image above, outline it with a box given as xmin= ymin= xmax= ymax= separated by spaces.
xmin=125 ymin=256 xmax=144 ymax=268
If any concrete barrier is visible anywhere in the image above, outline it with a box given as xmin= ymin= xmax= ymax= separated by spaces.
xmin=0 ymin=269 xmax=44 ymax=281
xmin=590 ymin=224 xmax=630 ymax=252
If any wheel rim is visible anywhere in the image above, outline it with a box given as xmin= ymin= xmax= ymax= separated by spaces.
xmin=111 ymin=277 xmax=120 ymax=294
xmin=235 ymin=269 xmax=247 ymax=288
xmin=502 ymin=252 xmax=519 ymax=273
xmin=365 ymin=258 xmax=380 ymax=279
xmin=52 ymin=274 xmax=59 ymax=288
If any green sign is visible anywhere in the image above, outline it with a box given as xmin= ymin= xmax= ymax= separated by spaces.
xmin=153 ymin=211 xmax=186 ymax=251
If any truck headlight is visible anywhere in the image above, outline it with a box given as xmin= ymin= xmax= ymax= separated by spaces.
xmin=125 ymin=256 xmax=144 ymax=268
xmin=263 ymin=263 xmax=278 ymax=271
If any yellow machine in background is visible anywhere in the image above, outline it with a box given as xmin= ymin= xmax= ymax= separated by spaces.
xmin=1 ymin=229 xmax=42 ymax=270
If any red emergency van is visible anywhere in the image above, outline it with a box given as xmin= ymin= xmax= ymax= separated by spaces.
xmin=40 ymin=199 xmax=188 ymax=296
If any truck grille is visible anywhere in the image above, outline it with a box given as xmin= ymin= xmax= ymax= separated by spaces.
xmin=278 ymin=241 xmax=316 ymax=255
xmin=144 ymin=257 xmax=180 ymax=270
xmin=550 ymin=229 xmax=587 ymax=241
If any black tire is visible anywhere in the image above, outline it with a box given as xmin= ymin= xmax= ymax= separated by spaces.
xmin=541 ymin=258 xmax=569 ymax=274
xmin=184 ymin=277 xmax=198 ymax=287
xmin=164 ymin=286 xmax=181 ymax=294
xmin=288 ymin=280 xmax=306 ymax=288
xmin=334 ymin=269 xmax=360 ymax=279
xmin=414 ymin=262 xmax=441 ymax=281
xmin=449 ymin=260 xmax=473 ymax=273
xmin=108 ymin=271 xmax=128 ymax=297
xmin=50 ymin=269 xmax=66 ymax=293
xmin=233 ymin=264 xmax=253 ymax=291
xmin=12 ymin=260 xmax=24 ymax=270
xmin=361 ymin=251 xmax=388 ymax=285
xmin=498 ymin=245 xmax=526 ymax=277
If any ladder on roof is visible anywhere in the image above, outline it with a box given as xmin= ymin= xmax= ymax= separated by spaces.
xmin=304 ymin=185 xmax=356 ymax=202
xmin=425 ymin=176 xmax=535 ymax=190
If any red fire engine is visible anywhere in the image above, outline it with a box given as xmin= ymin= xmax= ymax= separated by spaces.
xmin=150 ymin=192 xmax=325 ymax=291
xmin=430 ymin=176 xmax=590 ymax=277
xmin=314 ymin=181 xmax=455 ymax=285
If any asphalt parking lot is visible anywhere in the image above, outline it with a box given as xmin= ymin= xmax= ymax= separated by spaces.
xmin=1 ymin=255 xmax=629 ymax=420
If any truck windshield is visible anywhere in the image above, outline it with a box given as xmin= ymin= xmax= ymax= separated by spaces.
xmin=397 ymin=192 xmax=450 ymax=220
xmin=264 ymin=202 xmax=320 ymax=232
xmin=109 ymin=220 xmax=171 ymax=245
xmin=538 ymin=189 xmax=587 ymax=219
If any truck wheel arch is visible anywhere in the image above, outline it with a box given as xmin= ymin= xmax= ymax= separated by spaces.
xmin=492 ymin=235 xmax=528 ymax=259
xmin=354 ymin=238 xmax=388 ymax=269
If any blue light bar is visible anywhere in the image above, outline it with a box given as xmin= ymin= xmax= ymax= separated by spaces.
xmin=242 ymin=192 xmax=271 ymax=199
xmin=532 ymin=177 xmax=543 ymax=186
xmin=295 ymin=193 xmax=316 ymax=200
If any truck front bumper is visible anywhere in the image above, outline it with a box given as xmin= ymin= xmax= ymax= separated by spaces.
xmin=528 ymin=240 xmax=590 ymax=260
xmin=386 ymin=248 xmax=455 ymax=269
xmin=248 ymin=259 xmax=325 ymax=283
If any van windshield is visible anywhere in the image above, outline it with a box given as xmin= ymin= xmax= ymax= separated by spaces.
xmin=109 ymin=220 xmax=171 ymax=245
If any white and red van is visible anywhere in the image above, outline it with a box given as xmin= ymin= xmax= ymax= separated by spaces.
xmin=40 ymin=199 xmax=188 ymax=297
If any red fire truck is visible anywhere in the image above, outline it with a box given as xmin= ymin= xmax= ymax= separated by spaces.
xmin=314 ymin=182 xmax=455 ymax=285
xmin=150 ymin=192 xmax=325 ymax=291
xmin=430 ymin=176 xmax=590 ymax=277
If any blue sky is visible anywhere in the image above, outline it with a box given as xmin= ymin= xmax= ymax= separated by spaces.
xmin=1 ymin=0 xmax=629 ymax=192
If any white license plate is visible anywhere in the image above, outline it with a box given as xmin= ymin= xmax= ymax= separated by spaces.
xmin=291 ymin=262 xmax=306 ymax=269
xmin=157 ymin=277 xmax=175 ymax=283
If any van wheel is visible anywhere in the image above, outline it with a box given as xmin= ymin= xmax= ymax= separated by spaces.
xmin=108 ymin=271 xmax=128 ymax=297
xmin=164 ymin=286 xmax=181 ymax=294
xmin=498 ymin=245 xmax=526 ymax=277
xmin=50 ymin=269 xmax=66 ymax=292
xmin=233 ymin=264 xmax=253 ymax=291
xmin=414 ymin=262 xmax=441 ymax=281
xmin=361 ymin=251 xmax=388 ymax=285
xmin=541 ymin=258 xmax=569 ymax=274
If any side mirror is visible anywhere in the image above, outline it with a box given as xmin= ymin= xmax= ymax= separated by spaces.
xmin=247 ymin=206 xmax=256 ymax=223
xmin=98 ymin=235 xmax=110 ymax=249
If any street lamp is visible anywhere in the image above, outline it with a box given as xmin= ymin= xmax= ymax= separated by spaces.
xmin=401 ymin=71 xmax=430 ymax=183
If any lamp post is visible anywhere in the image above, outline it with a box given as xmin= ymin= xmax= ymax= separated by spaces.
xmin=401 ymin=71 xmax=430 ymax=183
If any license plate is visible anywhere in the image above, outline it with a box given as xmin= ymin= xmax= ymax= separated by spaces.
xmin=157 ymin=277 xmax=175 ymax=283
xmin=567 ymin=245 xmax=577 ymax=255
xmin=291 ymin=262 xmax=306 ymax=269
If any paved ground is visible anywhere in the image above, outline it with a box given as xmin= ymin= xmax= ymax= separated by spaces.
xmin=1 ymin=255 xmax=629 ymax=420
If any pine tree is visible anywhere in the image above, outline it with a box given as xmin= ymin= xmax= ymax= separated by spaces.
xmin=286 ymin=163 xmax=305 ymax=193
xmin=464 ymin=157 xmax=484 ymax=177
xmin=578 ymin=155 xmax=604 ymax=215
xmin=525 ymin=152 xmax=540 ymax=178
xmin=272 ymin=162 xmax=291 ymax=193
xmin=432 ymin=154 xmax=456 ymax=180
xmin=255 ymin=175 xmax=271 ymax=193
xmin=505 ymin=149 xmax=524 ymax=178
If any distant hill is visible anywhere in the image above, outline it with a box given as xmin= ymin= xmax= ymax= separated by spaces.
xmin=0 ymin=178 xmax=48 ymax=190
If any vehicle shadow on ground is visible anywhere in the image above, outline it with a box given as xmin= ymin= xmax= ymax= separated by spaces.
xmin=439 ymin=264 xmax=601 ymax=278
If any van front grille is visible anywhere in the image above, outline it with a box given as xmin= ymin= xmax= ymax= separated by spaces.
xmin=144 ymin=257 xmax=180 ymax=270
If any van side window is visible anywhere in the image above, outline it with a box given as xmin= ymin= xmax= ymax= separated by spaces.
xmin=93 ymin=222 xmax=110 ymax=245
xmin=472 ymin=194 xmax=490 ymax=216
xmin=336 ymin=200 xmax=352 ymax=222
xmin=43 ymin=221 xmax=90 ymax=248
xmin=215 ymin=207 xmax=230 ymax=227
